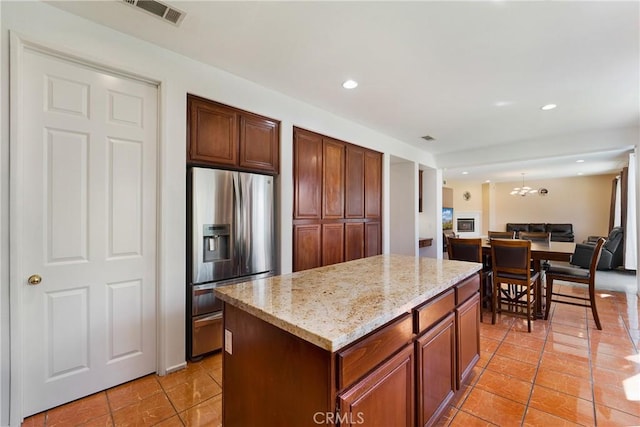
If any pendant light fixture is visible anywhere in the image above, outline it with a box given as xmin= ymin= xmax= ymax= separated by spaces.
xmin=510 ymin=173 xmax=538 ymax=196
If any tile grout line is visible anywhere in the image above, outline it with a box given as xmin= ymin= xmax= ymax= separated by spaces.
xmin=453 ymin=315 xmax=511 ymax=426
xmin=518 ymin=305 xmax=552 ymax=427
xmin=155 ymin=371 xmax=187 ymax=426
xmin=104 ymin=390 xmax=116 ymax=427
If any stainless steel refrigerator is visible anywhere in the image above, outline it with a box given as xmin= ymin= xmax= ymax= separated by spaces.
xmin=187 ymin=167 xmax=275 ymax=360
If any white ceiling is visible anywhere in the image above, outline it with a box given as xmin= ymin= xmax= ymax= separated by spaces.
xmin=47 ymin=0 xmax=639 ymax=182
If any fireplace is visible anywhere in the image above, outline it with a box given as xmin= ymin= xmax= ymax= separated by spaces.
xmin=457 ymin=218 xmax=475 ymax=232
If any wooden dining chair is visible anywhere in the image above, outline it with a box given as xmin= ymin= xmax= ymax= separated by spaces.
xmin=519 ymin=231 xmax=551 ymax=271
xmin=518 ymin=231 xmax=551 ymax=243
xmin=490 ymin=239 xmax=540 ymax=332
xmin=488 ymin=231 xmax=516 ymax=239
xmin=544 ymin=237 xmax=606 ymax=330
xmin=447 ymin=238 xmax=492 ymax=321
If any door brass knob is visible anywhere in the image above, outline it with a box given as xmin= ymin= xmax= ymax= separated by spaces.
xmin=27 ymin=274 xmax=42 ymax=285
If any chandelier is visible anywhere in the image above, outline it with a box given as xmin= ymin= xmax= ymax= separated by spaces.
xmin=510 ymin=173 xmax=538 ymax=196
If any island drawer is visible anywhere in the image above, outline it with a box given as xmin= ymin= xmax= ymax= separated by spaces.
xmin=455 ymin=273 xmax=480 ymax=304
xmin=337 ymin=312 xmax=413 ymax=390
xmin=414 ymin=289 xmax=455 ymax=334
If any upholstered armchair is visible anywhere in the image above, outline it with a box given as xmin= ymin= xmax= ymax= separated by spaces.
xmin=572 ymin=227 xmax=624 ymax=270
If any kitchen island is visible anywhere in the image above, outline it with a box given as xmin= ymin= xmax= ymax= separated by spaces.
xmin=215 ymin=254 xmax=482 ymax=427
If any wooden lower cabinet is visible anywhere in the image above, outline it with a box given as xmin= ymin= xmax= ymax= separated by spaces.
xmin=416 ymin=313 xmax=456 ymax=427
xmin=456 ymin=293 xmax=480 ymax=387
xmin=345 ymin=223 xmax=365 ymax=261
xmin=293 ymin=224 xmax=321 ymax=271
xmin=365 ymin=222 xmax=381 ymax=257
xmin=338 ymin=344 xmax=414 ymax=427
xmin=322 ymin=223 xmax=345 ymax=266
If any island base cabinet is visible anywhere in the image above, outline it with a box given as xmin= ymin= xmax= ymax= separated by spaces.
xmin=416 ymin=312 xmax=456 ymax=427
xmin=456 ymin=293 xmax=480 ymax=387
xmin=222 ymin=303 xmax=333 ymax=427
xmin=338 ymin=344 xmax=414 ymax=427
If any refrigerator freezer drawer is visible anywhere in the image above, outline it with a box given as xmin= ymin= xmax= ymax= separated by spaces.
xmin=192 ymin=285 xmax=223 ymax=316
xmin=192 ymin=312 xmax=223 ymax=357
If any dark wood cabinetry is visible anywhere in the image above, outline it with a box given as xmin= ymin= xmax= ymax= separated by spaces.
xmin=338 ymin=344 xmax=415 ymax=427
xmin=293 ymin=127 xmax=382 ymax=271
xmin=345 ymin=145 xmax=365 ymax=218
xmin=293 ymin=130 xmax=323 ymax=219
xmin=239 ymin=114 xmax=279 ymax=173
xmin=322 ymin=139 xmax=345 ymax=219
xmin=293 ymin=224 xmax=321 ymax=272
xmin=322 ymin=223 xmax=344 ymax=266
xmin=364 ymin=150 xmax=382 ymax=219
xmin=345 ymin=223 xmax=364 ymax=261
xmin=456 ymin=293 xmax=480 ymax=387
xmin=187 ymin=94 xmax=280 ymax=174
xmin=188 ymin=96 xmax=238 ymax=167
xmin=416 ymin=313 xmax=456 ymax=427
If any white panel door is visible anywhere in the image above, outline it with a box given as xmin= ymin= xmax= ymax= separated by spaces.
xmin=18 ymin=47 xmax=157 ymax=416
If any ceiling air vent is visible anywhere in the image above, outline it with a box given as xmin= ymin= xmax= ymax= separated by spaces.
xmin=121 ymin=0 xmax=186 ymax=26
xmin=421 ymin=135 xmax=436 ymax=141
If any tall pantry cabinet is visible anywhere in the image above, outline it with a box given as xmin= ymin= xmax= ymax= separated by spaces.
xmin=293 ymin=127 xmax=382 ymax=272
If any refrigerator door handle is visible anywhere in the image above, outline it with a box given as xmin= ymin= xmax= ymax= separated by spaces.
xmin=233 ymin=172 xmax=243 ymax=276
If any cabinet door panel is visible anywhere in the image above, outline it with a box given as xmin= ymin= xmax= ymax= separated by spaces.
xmin=345 ymin=223 xmax=364 ymax=261
xmin=345 ymin=146 xmax=365 ymax=219
xmin=416 ymin=312 xmax=456 ymax=427
xmin=322 ymin=223 xmax=344 ymax=266
xmin=239 ymin=114 xmax=279 ymax=174
xmin=188 ymin=97 xmax=238 ymax=166
xmin=456 ymin=293 xmax=480 ymax=387
xmin=293 ymin=129 xmax=323 ymax=219
xmin=364 ymin=150 xmax=382 ymax=219
xmin=365 ymin=222 xmax=381 ymax=257
xmin=338 ymin=344 xmax=414 ymax=427
xmin=293 ymin=224 xmax=321 ymax=272
xmin=322 ymin=139 xmax=345 ymax=219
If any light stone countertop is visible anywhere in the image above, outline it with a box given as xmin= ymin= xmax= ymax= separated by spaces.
xmin=215 ymin=254 xmax=481 ymax=352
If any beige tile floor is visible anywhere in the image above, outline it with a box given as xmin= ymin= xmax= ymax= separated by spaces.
xmin=21 ymin=353 xmax=222 ymax=427
xmin=22 ymin=284 xmax=640 ymax=426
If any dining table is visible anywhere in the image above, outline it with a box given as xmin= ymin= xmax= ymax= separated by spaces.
xmin=480 ymin=239 xmax=576 ymax=318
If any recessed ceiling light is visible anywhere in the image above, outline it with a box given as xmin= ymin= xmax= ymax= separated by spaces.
xmin=485 ymin=180 xmax=491 ymax=183
xmin=462 ymin=171 xmax=469 ymax=175
xmin=541 ymin=104 xmax=557 ymax=111
xmin=342 ymin=79 xmax=358 ymax=89
xmin=577 ymin=172 xmax=584 ymax=176
xmin=576 ymin=159 xmax=585 ymax=163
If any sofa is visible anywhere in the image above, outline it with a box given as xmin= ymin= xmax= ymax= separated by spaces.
xmin=506 ymin=223 xmax=575 ymax=242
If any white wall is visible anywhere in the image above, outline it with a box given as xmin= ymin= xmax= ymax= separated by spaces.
xmin=389 ymin=159 xmax=417 ymax=255
xmin=447 ymin=175 xmax=615 ymax=243
xmin=419 ymin=167 xmax=442 ymax=258
xmin=0 ymin=2 xmax=437 ymax=424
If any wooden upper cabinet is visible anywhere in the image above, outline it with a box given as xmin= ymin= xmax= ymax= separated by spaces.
xmin=188 ymin=96 xmax=238 ymax=167
xmin=187 ymin=94 xmax=280 ymax=174
xmin=239 ymin=113 xmax=279 ymax=174
xmin=345 ymin=145 xmax=365 ymax=219
xmin=293 ymin=129 xmax=323 ymax=220
xmin=322 ymin=139 xmax=345 ymax=219
xmin=365 ymin=150 xmax=382 ymax=219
